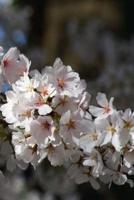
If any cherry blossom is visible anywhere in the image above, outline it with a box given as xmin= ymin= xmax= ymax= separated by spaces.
xmin=1 ymin=47 xmax=31 ymax=84
xmin=60 ymin=110 xmax=91 ymax=143
xmin=89 ymin=92 xmax=115 ymax=120
xmin=0 ymin=46 xmax=134 ymax=189
xmin=52 ymin=95 xmax=77 ymax=115
xmin=30 ymin=116 xmax=55 ymax=146
xmin=45 ymin=58 xmax=81 ymax=97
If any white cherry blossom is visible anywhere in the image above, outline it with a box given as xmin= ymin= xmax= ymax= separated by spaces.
xmin=13 ymin=74 xmax=39 ymax=98
xmin=45 ymin=58 xmax=81 ymax=97
xmin=67 ymin=163 xmax=100 ymax=189
xmin=60 ymin=110 xmax=91 ymax=143
xmin=78 ymin=91 xmax=91 ymax=111
xmin=89 ymin=92 xmax=115 ymax=120
xmin=122 ymin=109 xmax=134 ymax=126
xmin=0 ymin=91 xmax=34 ymax=128
xmin=47 ymin=144 xmax=65 ymax=166
xmin=95 ymin=112 xmax=128 ymax=151
xmin=79 ymin=121 xmax=103 ymax=153
xmin=30 ymin=116 xmax=55 ymax=146
xmin=12 ymin=131 xmax=38 ymax=166
xmin=0 ymin=47 xmax=134 ymax=189
xmin=83 ymin=149 xmax=103 ymax=178
xmin=1 ymin=47 xmax=31 ymax=84
xmin=52 ymin=95 xmax=77 ymax=115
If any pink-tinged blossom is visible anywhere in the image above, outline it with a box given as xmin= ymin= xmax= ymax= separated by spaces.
xmin=60 ymin=110 xmax=91 ymax=143
xmin=47 ymin=144 xmax=65 ymax=166
xmin=30 ymin=116 xmax=55 ymax=146
xmin=52 ymin=95 xmax=77 ymax=115
xmin=34 ymin=143 xmax=67 ymax=166
xmin=0 ymin=91 xmax=34 ymax=126
xmin=32 ymin=94 xmax=52 ymax=115
xmin=12 ymin=131 xmax=38 ymax=166
xmin=89 ymin=92 xmax=115 ymax=120
xmin=95 ymin=112 xmax=129 ymax=151
xmin=30 ymin=69 xmax=56 ymax=99
xmin=45 ymin=58 xmax=81 ymax=97
xmin=1 ymin=47 xmax=134 ymax=189
xmin=37 ymin=79 xmax=56 ymax=100
xmin=13 ymin=74 xmax=39 ymax=98
xmin=79 ymin=121 xmax=103 ymax=153
xmin=1 ymin=47 xmax=31 ymax=84
xmin=0 ymin=91 xmax=20 ymax=124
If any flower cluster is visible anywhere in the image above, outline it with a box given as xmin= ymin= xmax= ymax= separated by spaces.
xmin=0 ymin=47 xmax=134 ymax=189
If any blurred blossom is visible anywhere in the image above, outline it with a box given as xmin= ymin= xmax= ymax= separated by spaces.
xmin=0 ymin=0 xmax=12 ymax=5
xmin=43 ymin=193 xmax=55 ymax=200
xmin=25 ymin=191 xmax=40 ymax=200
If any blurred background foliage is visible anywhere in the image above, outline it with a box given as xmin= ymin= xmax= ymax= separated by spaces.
xmin=0 ymin=0 xmax=134 ymax=199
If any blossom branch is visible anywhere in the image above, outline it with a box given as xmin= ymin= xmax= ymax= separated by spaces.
xmin=0 ymin=46 xmax=134 ymax=189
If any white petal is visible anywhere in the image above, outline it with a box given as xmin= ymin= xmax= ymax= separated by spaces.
xmin=80 ymin=134 xmax=96 ymax=153
xmin=89 ymin=106 xmax=104 ymax=117
xmin=112 ymin=133 xmax=122 ymax=152
xmin=96 ymin=92 xmax=108 ymax=107
xmin=38 ymin=104 xmax=52 ymax=115
xmin=60 ymin=111 xmax=71 ymax=124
